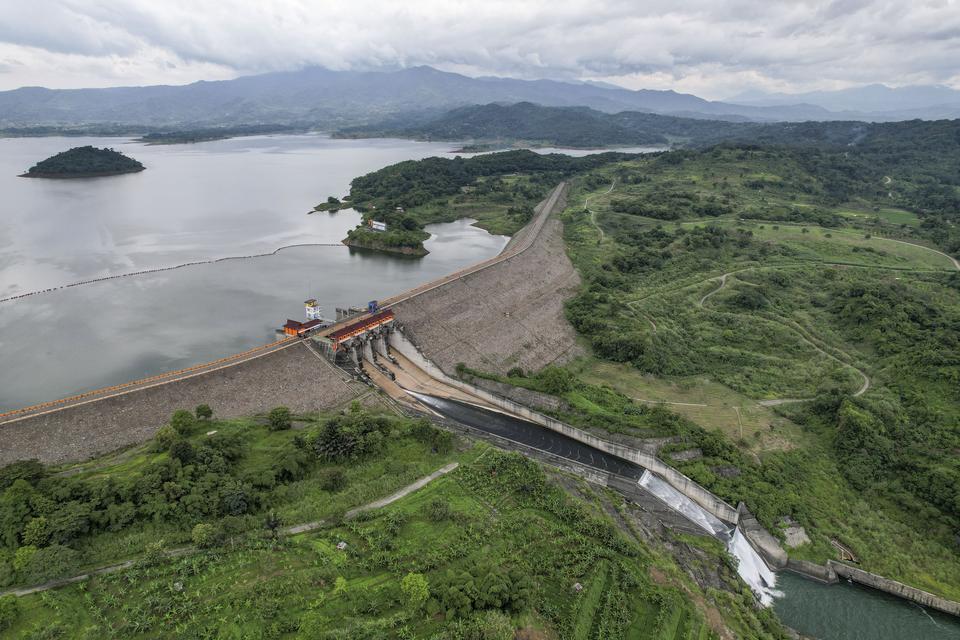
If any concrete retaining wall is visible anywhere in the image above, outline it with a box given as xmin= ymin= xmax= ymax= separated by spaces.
xmin=389 ymin=330 xmax=740 ymax=524
xmin=786 ymin=559 xmax=837 ymax=584
xmin=830 ymin=562 xmax=960 ymax=617
xmin=737 ymin=503 xmax=788 ymax=569
xmin=784 ymin=558 xmax=960 ymax=617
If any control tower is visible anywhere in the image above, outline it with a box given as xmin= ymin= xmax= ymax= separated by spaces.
xmin=305 ymin=299 xmax=323 ymax=321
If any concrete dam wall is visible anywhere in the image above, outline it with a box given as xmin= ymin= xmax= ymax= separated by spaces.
xmin=0 ymin=182 xmax=575 ymax=465
xmin=391 ymin=188 xmax=584 ymax=376
xmin=0 ymin=343 xmax=364 ymax=465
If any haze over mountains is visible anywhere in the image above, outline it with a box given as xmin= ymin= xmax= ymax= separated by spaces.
xmin=728 ymin=84 xmax=960 ymax=120
xmin=2 ymin=66 xmax=959 ymax=130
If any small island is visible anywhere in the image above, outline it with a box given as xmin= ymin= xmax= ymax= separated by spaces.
xmin=20 ymin=146 xmax=145 ymax=178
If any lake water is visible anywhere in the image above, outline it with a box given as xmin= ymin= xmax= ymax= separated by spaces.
xmin=0 ymin=134 xmax=507 ymax=409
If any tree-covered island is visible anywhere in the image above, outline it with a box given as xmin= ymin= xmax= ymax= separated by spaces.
xmin=20 ymin=146 xmax=145 ymax=178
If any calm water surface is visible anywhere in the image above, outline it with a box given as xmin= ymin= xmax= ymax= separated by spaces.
xmin=775 ymin=570 xmax=960 ymax=639
xmin=0 ymin=135 xmax=506 ymax=409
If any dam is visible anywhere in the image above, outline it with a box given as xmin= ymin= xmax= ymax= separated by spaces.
xmin=3 ymin=178 xmax=959 ymax=637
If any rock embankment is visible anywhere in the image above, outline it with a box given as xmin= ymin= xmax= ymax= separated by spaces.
xmin=0 ymin=344 xmax=363 ymax=465
xmin=392 ymin=189 xmax=583 ymax=376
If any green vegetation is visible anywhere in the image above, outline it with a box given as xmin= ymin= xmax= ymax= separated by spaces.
xmin=338 ymin=102 xmax=673 ymax=147
xmin=342 ymin=149 xmax=634 ymax=254
xmin=21 ymin=146 xmax=145 ymax=178
xmin=136 ymin=124 xmax=300 ymax=145
xmin=0 ymin=402 xmax=785 ymax=639
xmin=533 ymin=142 xmax=960 ymax=599
xmin=0 ymin=404 xmax=464 ymax=589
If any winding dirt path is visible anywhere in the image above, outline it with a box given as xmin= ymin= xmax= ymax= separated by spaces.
xmin=3 ymin=461 xmax=459 ymax=597
xmin=698 ymin=273 xmax=729 ymax=308
xmin=584 ymin=178 xmax=616 ymax=243
xmin=697 ymin=273 xmax=872 ymax=399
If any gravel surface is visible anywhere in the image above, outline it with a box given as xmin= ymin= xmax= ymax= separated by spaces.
xmin=394 ymin=213 xmax=584 ymax=376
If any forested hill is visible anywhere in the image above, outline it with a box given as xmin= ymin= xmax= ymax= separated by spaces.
xmin=21 ymin=146 xmax=145 ymax=178
xmin=337 ymin=101 xmax=960 ymax=152
xmin=339 ymin=102 xmax=674 ymax=147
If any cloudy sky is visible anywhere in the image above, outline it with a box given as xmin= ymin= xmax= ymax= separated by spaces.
xmin=0 ymin=0 xmax=958 ymax=98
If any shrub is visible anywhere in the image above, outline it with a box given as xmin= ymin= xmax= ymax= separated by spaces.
xmin=22 ymin=517 xmax=49 ymax=547
xmin=385 ymin=511 xmax=409 ymax=536
xmin=191 ymin=523 xmax=220 ymax=548
xmin=320 ymin=468 xmax=348 ymax=492
xmin=536 ymin=366 xmax=575 ymax=395
xmin=0 ymin=595 xmax=19 ymax=632
xmin=268 ymin=407 xmax=292 ymax=431
xmin=153 ymin=425 xmax=178 ymax=452
xmin=474 ymin=610 xmax=514 ymax=640
xmin=195 ymin=404 xmax=213 ymax=420
xmin=264 ymin=511 xmax=283 ymax=537
xmin=169 ymin=439 xmax=195 ymax=464
xmin=170 ymin=409 xmax=196 ymax=436
xmin=0 ymin=460 xmax=45 ymax=491
xmin=401 ymin=572 xmax=430 ymax=610
xmin=12 ymin=546 xmax=36 ymax=574
xmin=19 ymin=544 xmax=79 ymax=584
xmin=139 ymin=540 xmax=167 ymax=568
xmin=506 ymin=367 xmax=525 ymax=378
xmin=425 ymin=499 xmax=453 ymax=522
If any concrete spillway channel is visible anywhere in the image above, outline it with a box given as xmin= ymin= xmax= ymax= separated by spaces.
xmin=361 ymin=341 xmax=781 ymax=605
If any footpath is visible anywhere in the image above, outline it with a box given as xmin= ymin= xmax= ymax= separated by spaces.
xmin=1 ymin=462 xmax=459 ymax=598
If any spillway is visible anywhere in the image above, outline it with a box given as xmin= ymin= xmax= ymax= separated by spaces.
xmin=638 ymin=469 xmax=732 ymax=537
xmin=411 ymin=391 xmax=778 ymax=604
xmin=408 ymin=391 xmax=643 ymax=478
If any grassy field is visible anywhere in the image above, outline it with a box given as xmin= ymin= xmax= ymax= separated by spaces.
xmin=834 ymin=204 xmax=922 ymax=227
xmin=1 ymin=448 xmax=788 ymax=639
xmin=549 ymin=147 xmax=960 ymax=601
xmin=569 ymin=358 xmax=803 ymax=451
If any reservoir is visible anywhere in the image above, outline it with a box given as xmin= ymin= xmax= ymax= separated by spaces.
xmin=0 ymin=134 xmax=508 ymax=410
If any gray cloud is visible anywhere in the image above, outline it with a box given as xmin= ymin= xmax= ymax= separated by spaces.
xmin=0 ymin=0 xmax=958 ymax=98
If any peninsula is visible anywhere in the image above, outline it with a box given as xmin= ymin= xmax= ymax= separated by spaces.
xmin=20 ymin=146 xmax=145 ymax=178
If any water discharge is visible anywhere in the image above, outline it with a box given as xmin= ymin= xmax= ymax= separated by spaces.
xmin=638 ymin=470 xmax=780 ymax=605
xmin=637 ymin=470 xmax=731 ymax=537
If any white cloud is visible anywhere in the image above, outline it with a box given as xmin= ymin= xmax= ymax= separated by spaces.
xmin=0 ymin=0 xmax=957 ymax=97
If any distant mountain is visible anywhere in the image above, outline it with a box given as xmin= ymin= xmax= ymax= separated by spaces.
xmin=0 ymin=66 xmax=841 ymax=129
xmin=336 ymin=102 xmax=676 ymax=147
xmin=337 ymin=102 xmax=874 ymax=148
xmin=337 ymin=101 xmax=960 ymax=152
xmin=728 ymin=84 xmax=960 ymax=120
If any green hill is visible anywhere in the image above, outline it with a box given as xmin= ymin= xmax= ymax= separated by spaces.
xmin=21 ymin=146 xmax=145 ymax=178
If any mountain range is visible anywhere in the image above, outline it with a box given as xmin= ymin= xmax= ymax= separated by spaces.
xmin=727 ymin=84 xmax=960 ymax=119
xmin=2 ymin=67 xmax=958 ymax=130
xmin=336 ymin=102 xmax=944 ymax=150
xmin=4 ymin=66 xmax=958 ymax=130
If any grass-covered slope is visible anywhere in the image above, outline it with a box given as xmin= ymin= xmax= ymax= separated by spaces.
xmin=340 ymin=150 xmax=634 ymax=254
xmin=0 ymin=406 xmax=787 ymax=639
xmin=21 ymin=146 xmax=144 ymax=178
xmin=536 ymin=145 xmax=960 ymax=600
